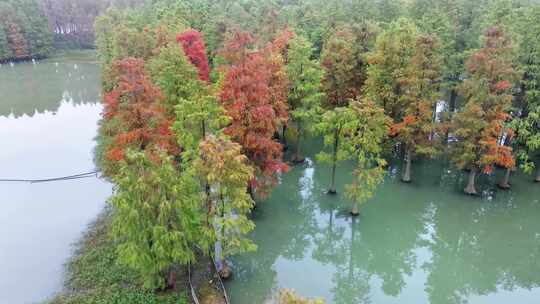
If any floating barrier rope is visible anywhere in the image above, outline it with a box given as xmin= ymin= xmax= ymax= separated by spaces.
xmin=0 ymin=170 xmax=100 ymax=183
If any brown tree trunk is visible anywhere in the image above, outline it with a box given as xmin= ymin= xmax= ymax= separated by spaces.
xmin=328 ymin=128 xmax=338 ymax=195
xmin=351 ymin=201 xmax=359 ymax=216
xmin=165 ymin=268 xmax=176 ymax=290
xmin=498 ymin=168 xmax=511 ymax=190
xmin=247 ymin=183 xmax=255 ymax=201
xmin=282 ymin=124 xmax=288 ymax=149
xmin=219 ymin=259 xmax=232 ymax=280
xmin=292 ymin=123 xmax=304 ymax=164
xmin=464 ymin=168 xmax=478 ymax=195
xmin=445 ymin=88 xmax=457 ymax=143
xmin=402 ymin=147 xmax=412 ymax=183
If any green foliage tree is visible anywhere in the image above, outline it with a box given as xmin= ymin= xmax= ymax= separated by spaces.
xmin=286 ymin=34 xmax=324 ymax=163
xmin=345 ymin=99 xmax=389 ymax=216
xmin=110 ymin=150 xmax=201 ymax=290
xmin=315 ymin=107 xmax=355 ymax=195
xmin=0 ymin=25 xmax=10 ymax=59
xmin=193 ymin=135 xmax=256 ymax=279
xmin=365 ymin=18 xmax=418 ymax=123
xmin=413 ymin=2 xmax=463 ymax=141
xmin=390 ymin=35 xmax=442 ymax=182
xmin=320 ymin=27 xmax=360 ymax=109
xmin=513 ymin=6 xmax=540 ymax=182
xmin=0 ymin=0 xmax=52 ymax=61
xmin=148 ymin=42 xmax=202 ymax=113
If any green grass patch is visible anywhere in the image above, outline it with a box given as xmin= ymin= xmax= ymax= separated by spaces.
xmin=48 ymin=209 xmax=188 ymax=304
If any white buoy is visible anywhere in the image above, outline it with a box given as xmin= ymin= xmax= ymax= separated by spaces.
xmin=74 ymin=64 xmax=78 ymax=70
xmin=9 ymin=62 xmax=14 ymax=67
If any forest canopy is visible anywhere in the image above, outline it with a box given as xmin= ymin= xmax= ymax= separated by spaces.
xmin=87 ymin=0 xmax=540 ymax=295
xmin=0 ymin=0 xmax=52 ymax=61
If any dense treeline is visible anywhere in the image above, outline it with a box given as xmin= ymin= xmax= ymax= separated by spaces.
xmin=92 ymin=0 xmax=540 ymax=302
xmin=0 ymin=0 xmax=52 ymax=61
xmin=41 ymin=0 xmax=146 ymax=48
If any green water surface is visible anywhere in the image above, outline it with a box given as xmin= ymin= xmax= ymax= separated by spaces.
xmin=0 ymin=52 xmax=111 ymax=304
xmin=226 ymin=137 xmax=540 ymax=304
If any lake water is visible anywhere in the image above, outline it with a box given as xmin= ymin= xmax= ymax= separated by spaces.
xmin=226 ymin=138 xmax=540 ymax=304
xmin=0 ymin=52 xmax=111 ymax=304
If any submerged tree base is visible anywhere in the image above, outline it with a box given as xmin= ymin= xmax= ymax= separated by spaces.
xmin=497 ymin=182 xmax=511 ymax=190
xmin=401 ymin=178 xmax=412 ymax=183
xmin=326 ymin=189 xmax=337 ymax=195
xmin=464 ymin=188 xmax=478 ymax=195
xmin=291 ymin=157 xmax=306 ymax=165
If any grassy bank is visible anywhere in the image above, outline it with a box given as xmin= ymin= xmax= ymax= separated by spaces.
xmin=48 ymin=209 xmax=189 ymax=304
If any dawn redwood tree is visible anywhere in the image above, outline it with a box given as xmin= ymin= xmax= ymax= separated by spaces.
xmin=177 ymin=29 xmax=210 ymax=82
xmin=315 ymin=107 xmax=356 ymax=195
xmin=4 ymin=21 xmax=29 ymax=60
xmin=149 ymin=43 xmax=201 ymax=113
xmin=102 ymin=57 xmax=177 ymax=175
xmin=264 ymin=29 xmax=292 ymax=144
xmin=390 ymin=35 xmax=442 ymax=183
xmin=345 ymin=98 xmax=389 ymax=216
xmin=365 ymin=18 xmax=417 ymax=123
xmin=513 ymin=7 xmax=540 ymax=183
xmin=148 ymin=41 xmax=226 ymax=160
xmin=220 ymin=30 xmax=288 ymax=196
xmin=451 ymin=27 xmax=517 ymax=195
xmin=415 ymin=3 xmax=463 ymax=143
xmin=193 ymin=135 xmax=256 ymax=279
xmin=321 ymin=27 xmax=360 ymax=109
xmin=111 ymin=150 xmax=201 ymax=290
xmin=0 ymin=25 xmax=11 ymax=60
xmin=286 ymin=34 xmax=324 ymax=163
xmin=318 ymin=27 xmax=361 ymax=194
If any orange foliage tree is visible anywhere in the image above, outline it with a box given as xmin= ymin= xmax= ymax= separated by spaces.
xmin=451 ymin=27 xmax=517 ymax=195
xmin=101 ymin=57 xmax=177 ymax=175
xmin=219 ymin=30 xmax=288 ymax=196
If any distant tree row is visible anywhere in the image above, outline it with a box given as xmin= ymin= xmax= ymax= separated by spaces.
xmin=0 ymin=0 xmax=52 ymax=61
xmin=41 ymin=0 xmax=146 ymax=48
xmin=93 ymin=0 xmax=540 ymax=296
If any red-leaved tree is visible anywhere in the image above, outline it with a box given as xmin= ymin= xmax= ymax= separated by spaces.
xmin=103 ymin=58 xmax=178 ymax=171
xmin=177 ymin=30 xmax=210 ymax=82
xmin=219 ymin=30 xmax=288 ymax=196
xmin=262 ymin=29 xmax=293 ymax=140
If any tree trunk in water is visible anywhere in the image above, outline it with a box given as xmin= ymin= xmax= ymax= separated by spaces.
xmin=282 ymin=125 xmax=288 ymax=150
xmin=327 ymin=129 xmax=338 ymax=195
xmin=219 ymin=258 xmax=232 ymax=280
xmin=498 ymin=168 xmax=511 ymax=189
xmin=402 ymin=147 xmax=412 ymax=183
xmin=536 ymin=165 xmax=540 ymax=183
xmin=445 ymin=89 xmax=457 ymax=143
xmin=464 ymin=168 xmax=478 ymax=195
xmin=165 ymin=268 xmax=176 ymax=290
xmin=247 ymin=183 xmax=255 ymax=202
xmin=351 ymin=201 xmax=359 ymax=216
xmin=292 ymin=123 xmax=304 ymax=164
